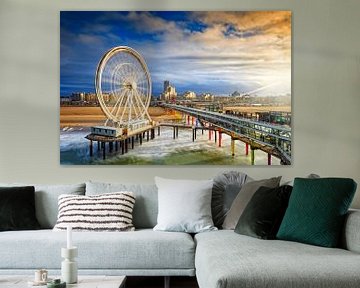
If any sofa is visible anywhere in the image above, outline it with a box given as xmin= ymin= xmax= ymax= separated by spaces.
xmin=0 ymin=180 xmax=359 ymax=288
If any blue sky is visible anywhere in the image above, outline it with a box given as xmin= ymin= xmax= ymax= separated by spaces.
xmin=60 ymin=11 xmax=291 ymax=97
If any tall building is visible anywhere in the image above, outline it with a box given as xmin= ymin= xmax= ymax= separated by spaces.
xmin=161 ymin=80 xmax=177 ymax=101
xmin=164 ymin=80 xmax=170 ymax=92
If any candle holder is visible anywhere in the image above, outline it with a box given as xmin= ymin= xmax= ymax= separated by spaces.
xmin=61 ymin=247 xmax=78 ymax=284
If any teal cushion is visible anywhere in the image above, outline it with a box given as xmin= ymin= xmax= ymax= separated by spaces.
xmin=277 ymin=178 xmax=357 ymax=247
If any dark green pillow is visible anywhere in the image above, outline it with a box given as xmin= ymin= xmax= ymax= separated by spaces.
xmin=0 ymin=186 xmax=41 ymax=231
xmin=235 ymin=185 xmax=292 ymax=239
xmin=277 ymin=178 xmax=357 ymax=247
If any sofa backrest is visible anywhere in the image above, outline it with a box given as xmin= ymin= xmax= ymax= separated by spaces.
xmin=86 ymin=181 xmax=158 ymax=229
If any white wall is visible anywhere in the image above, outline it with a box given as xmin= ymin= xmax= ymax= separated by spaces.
xmin=0 ymin=0 xmax=359 ymax=208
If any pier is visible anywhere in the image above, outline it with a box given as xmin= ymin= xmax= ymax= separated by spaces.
xmin=85 ymin=125 xmax=157 ymax=160
xmin=162 ymin=104 xmax=292 ymax=165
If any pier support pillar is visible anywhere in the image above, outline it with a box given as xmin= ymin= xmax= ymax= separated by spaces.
xmin=158 ymin=126 xmax=161 ymax=136
xmin=267 ymin=153 xmax=272 ymax=165
xmin=89 ymin=140 xmax=93 ymax=157
xmin=187 ymin=115 xmax=190 ymax=125
xmin=109 ymin=142 xmax=113 ymax=152
xmin=102 ymin=142 xmax=106 ymax=160
xmin=245 ymin=143 xmax=249 ymax=156
xmin=250 ymin=148 xmax=255 ymax=165
xmin=121 ymin=140 xmax=125 ymax=155
xmin=147 ymin=131 xmax=150 ymax=141
xmin=218 ymin=132 xmax=222 ymax=147
xmin=191 ymin=117 xmax=194 ymax=126
xmin=97 ymin=141 xmax=100 ymax=151
xmin=176 ymin=127 xmax=179 ymax=138
xmin=214 ymin=131 xmax=217 ymax=143
xmin=132 ymin=137 xmax=135 ymax=149
xmin=209 ymin=129 xmax=212 ymax=141
xmin=173 ymin=127 xmax=176 ymax=139
xmin=139 ymin=133 xmax=143 ymax=145
xmin=125 ymin=139 xmax=128 ymax=153
xmin=192 ymin=129 xmax=195 ymax=142
xmin=231 ymin=138 xmax=235 ymax=157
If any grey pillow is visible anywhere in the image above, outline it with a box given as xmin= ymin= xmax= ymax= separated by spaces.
xmin=86 ymin=181 xmax=158 ymax=229
xmin=153 ymin=177 xmax=217 ymax=233
xmin=212 ymin=171 xmax=252 ymax=228
xmin=222 ymin=176 xmax=281 ymax=230
xmin=0 ymin=183 xmax=85 ymax=228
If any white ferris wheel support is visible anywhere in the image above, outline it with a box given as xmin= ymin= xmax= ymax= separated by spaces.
xmin=95 ymin=46 xmax=152 ymax=130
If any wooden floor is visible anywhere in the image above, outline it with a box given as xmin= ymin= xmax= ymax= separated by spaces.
xmin=126 ymin=276 xmax=199 ymax=288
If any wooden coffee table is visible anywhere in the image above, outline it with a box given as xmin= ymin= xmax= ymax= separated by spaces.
xmin=0 ymin=275 xmax=126 ymax=288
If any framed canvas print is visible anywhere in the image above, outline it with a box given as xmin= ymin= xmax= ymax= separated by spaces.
xmin=60 ymin=11 xmax=291 ymax=165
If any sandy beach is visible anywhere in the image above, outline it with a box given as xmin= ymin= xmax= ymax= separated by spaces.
xmin=60 ymin=106 xmax=182 ymax=128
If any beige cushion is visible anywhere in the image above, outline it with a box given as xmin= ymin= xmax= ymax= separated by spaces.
xmin=222 ymin=177 xmax=281 ymax=230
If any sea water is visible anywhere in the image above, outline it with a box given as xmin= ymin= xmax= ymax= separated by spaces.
xmin=60 ymin=127 xmax=280 ymax=165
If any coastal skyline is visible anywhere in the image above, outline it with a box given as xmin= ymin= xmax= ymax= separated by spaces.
xmin=60 ymin=11 xmax=291 ymax=97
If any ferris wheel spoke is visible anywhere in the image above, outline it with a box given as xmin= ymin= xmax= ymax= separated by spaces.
xmin=109 ymin=88 xmax=126 ymax=117
xmin=114 ymin=89 xmax=127 ymax=121
xmin=132 ymin=91 xmax=144 ymax=119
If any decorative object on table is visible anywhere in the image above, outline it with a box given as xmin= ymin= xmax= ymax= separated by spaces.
xmin=35 ymin=269 xmax=48 ymax=283
xmin=60 ymin=11 xmax=292 ymax=166
xmin=61 ymin=226 xmax=78 ymax=284
xmin=47 ymin=279 xmax=66 ymax=288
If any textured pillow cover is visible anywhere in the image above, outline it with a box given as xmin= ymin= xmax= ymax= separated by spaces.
xmin=277 ymin=178 xmax=357 ymax=247
xmin=222 ymin=176 xmax=281 ymax=230
xmin=53 ymin=192 xmax=136 ymax=231
xmin=154 ymin=177 xmax=217 ymax=233
xmin=0 ymin=186 xmax=41 ymax=231
xmin=235 ymin=185 xmax=293 ymax=239
xmin=212 ymin=171 xmax=251 ymax=228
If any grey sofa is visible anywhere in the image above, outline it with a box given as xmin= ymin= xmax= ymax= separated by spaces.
xmin=0 ymin=181 xmax=359 ymax=288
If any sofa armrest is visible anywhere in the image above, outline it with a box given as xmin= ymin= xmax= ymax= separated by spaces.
xmin=342 ymin=209 xmax=360 ymax=253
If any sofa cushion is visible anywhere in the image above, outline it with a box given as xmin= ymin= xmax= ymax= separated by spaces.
xmin=53 ymin=192 xmax=136 ymax=232
xmin=154 ymin=177 xmax=216 ymax=233
xmin=195 ymin=230 xmax=360 ymax=288
xmin=234 ymin=185 xmax=292 ymax=239
xmin=86 ymin=182 xmax=158 ymax=229
xmin=277 ymin=178 xmax=357 ymax=247
xmin=212 ymin=171 xmax=251 ymax=228
xmin=0 ymin=186 xmax=40 ymax=231
xmin=0 ymin=183 xmax=86 ymax=229
xmin=222 ymin=176 xmax=281 ymax=229
xmin=0 ymin=229 xmax=195 ymax=271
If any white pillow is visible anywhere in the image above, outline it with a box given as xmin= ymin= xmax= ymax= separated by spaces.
xmin=153 ymin=177 xmax=217 ymax=233
xmin=53 ymin=192 xmax=135 ymax=232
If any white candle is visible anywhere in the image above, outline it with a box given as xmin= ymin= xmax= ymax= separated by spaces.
xmin=67 ymin=225 xmax=72 ymax=249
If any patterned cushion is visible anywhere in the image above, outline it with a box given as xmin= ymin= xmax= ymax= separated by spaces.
xmin=277 ymin=178 xmax=357 ymax=247
xmin=53 ymin=192 xmax=135 ymax=232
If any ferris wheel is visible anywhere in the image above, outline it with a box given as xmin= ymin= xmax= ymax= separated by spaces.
xmin=95 ymin=46 xmax=152 ymax=129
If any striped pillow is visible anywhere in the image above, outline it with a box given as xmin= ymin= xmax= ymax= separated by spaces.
xmin=53 ymin=192 xmax=135 ymax=231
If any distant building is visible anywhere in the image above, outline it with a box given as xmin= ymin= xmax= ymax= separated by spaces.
xmin=184 ymin=91 xmax=196 ymax=100
xmin=203 ymin=93 xmax=214 ymax=101
xmin=161 ymin=80 xmax=177 ymax=101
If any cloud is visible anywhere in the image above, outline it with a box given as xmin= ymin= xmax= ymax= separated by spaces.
xmin=60 ymin=11 xmax=291 ymax=96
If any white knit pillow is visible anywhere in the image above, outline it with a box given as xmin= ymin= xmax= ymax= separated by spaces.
xmin=53 ymin=192 xmax=135 ymax=231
